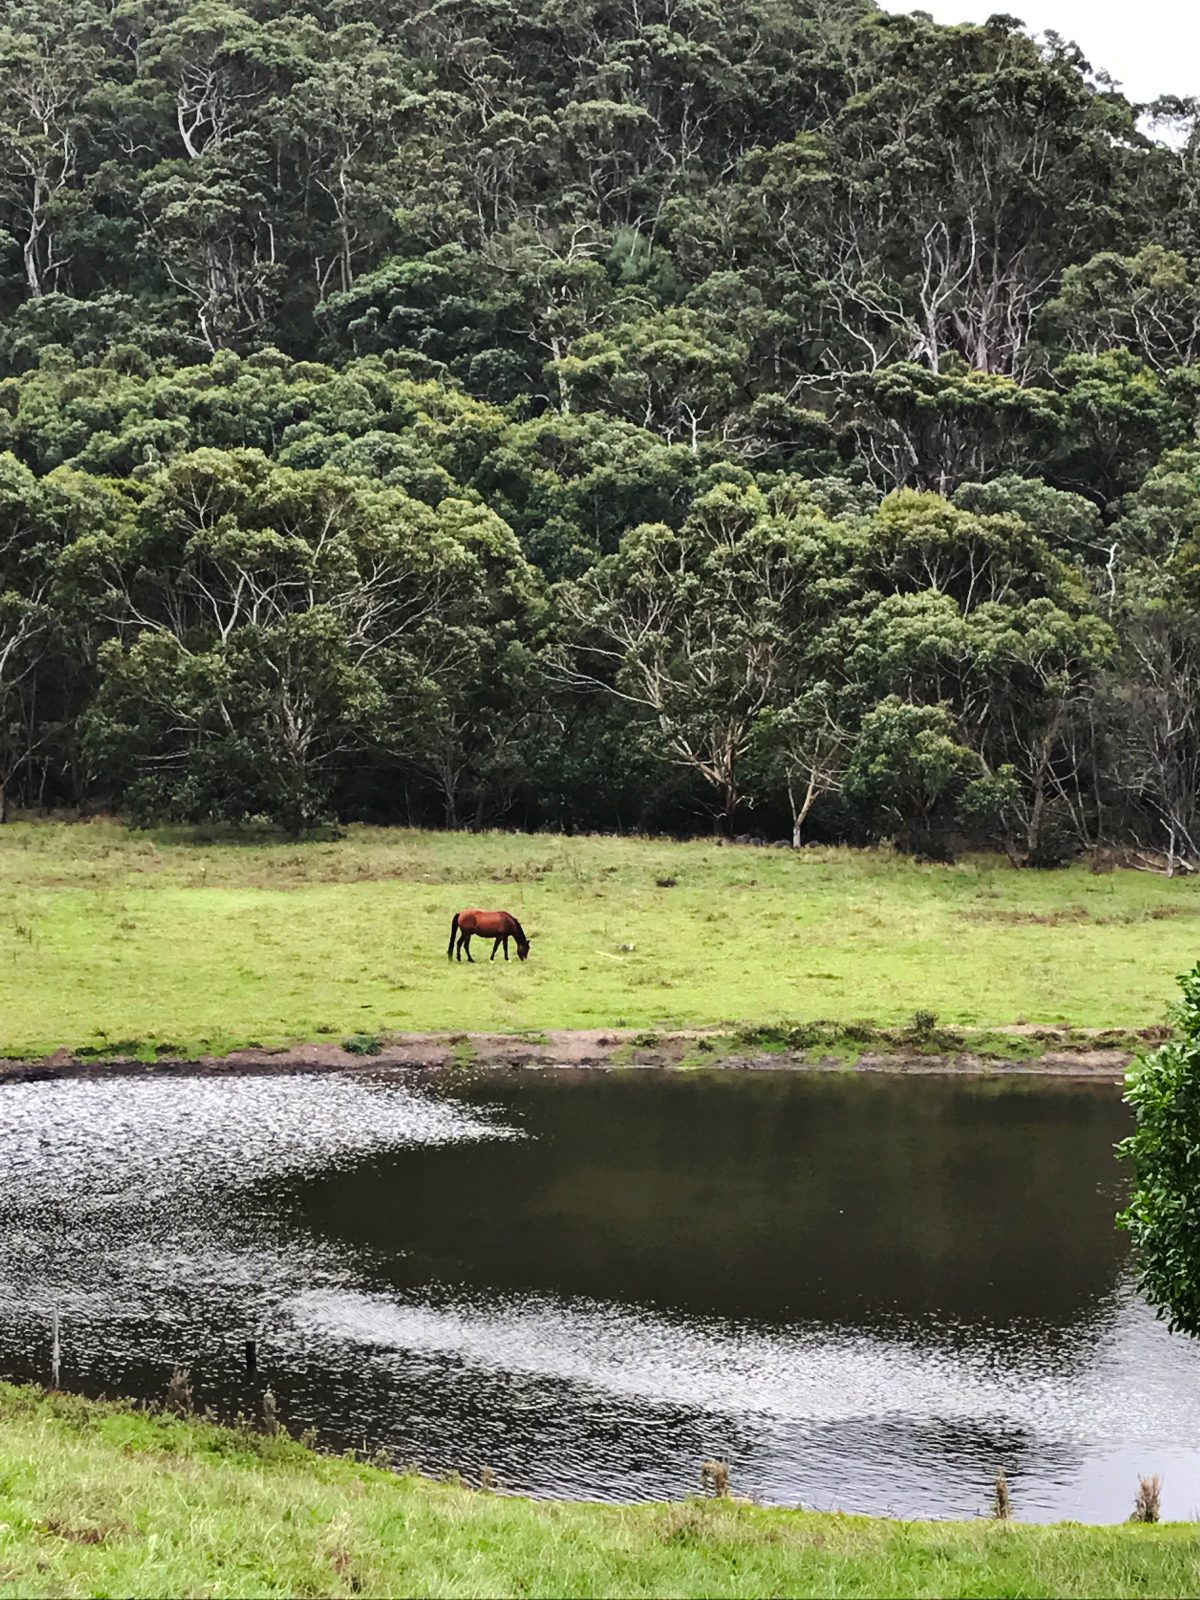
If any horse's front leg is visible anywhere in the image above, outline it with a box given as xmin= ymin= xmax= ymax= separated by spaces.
xmin=503 ymin=937 xmax=510 ymax=960
xmin=491 ymin=938 xmax=501 ymax=961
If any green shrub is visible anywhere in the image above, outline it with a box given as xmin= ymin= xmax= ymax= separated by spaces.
xmin=343 ymin=1032 xmax=383 ymax=1056
xmin=1118 ymin=963 xmax=1200 ymax=1337
xmin=908 ymin=1009 xmax=939 ymax=1041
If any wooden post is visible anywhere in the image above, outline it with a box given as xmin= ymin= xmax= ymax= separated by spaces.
xmin=245 ymin=1338 xmax=257 ymax=1376
xmin=50 ymin=1310 xmax=60 ymax=1390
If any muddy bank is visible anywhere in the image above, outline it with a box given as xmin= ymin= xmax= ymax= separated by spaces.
xmin=0 ymin=1025 xmax=1156 ymax=1084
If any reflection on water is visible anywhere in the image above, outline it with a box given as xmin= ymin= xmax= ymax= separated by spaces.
xmin=1 ymin=1067 xmax=1198 ymax=1522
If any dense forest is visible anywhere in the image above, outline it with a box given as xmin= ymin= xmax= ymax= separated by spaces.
xmin=2 ymin=0 xmax=1200 ymax=864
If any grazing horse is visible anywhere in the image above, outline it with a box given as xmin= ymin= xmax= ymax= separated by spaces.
xmin=448 ymin=908 xmax=531 ymax=963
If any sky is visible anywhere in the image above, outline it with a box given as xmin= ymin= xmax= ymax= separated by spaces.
xmin=876 ymin=1 xmax=1200 ymax=105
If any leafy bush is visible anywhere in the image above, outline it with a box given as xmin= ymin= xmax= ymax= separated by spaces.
xmin=1118 ymin=963 xmax=1200 ymax=1337
xmin=342 ymin=1033 xmax=383 ymax=1056
xmin=908 ymin=1010 xmax=939 ymax=1041
xmin=844 ymin=699 xmax=977 ymax=861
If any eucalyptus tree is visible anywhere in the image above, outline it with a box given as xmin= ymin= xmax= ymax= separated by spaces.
xmin=272 ymin=23 xmax=423 ymax=299
xmin=821 ymin=11 xmax=1142 ymax=380
xmin=845 ymin=490 xmax=1114 ymax=862
xmin=553 ymin=308 xmax=750 ymax=452
xmin=1048 ymin=247 xmax=1200 ymax=374
xmin=0 ymin=453 xmax=130 ymax=817
xmin=476 ymin=409 xmax=700 ymax=576
xmin=0 ymin=0 xmax=106 ymax=298
xmin=1107 ymin=576 xmax=1200 ymax=874
xmin=0 ymin=455 xmax=57 ymax=818
xmin=554 ymin=479 xmax=859 ymax=831
xmin=847 ymin=363 xmax=1062 ymax=492
xmin=748 ymin=684 xmax=856 ymax=847
xmin=65 ymin=449 xmax=541 ymax=827
xmin=843 ymin=696 xmax=976 ymax=858
xmin=1100 ymin=447 xmax=1200 ymax=871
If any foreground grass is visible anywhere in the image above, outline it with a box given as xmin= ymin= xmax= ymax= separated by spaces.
xmin=2 ymin=820 xmax=1199 ymax=1058
xmin=0 ymin=1386 xmax=1196 ymax=1600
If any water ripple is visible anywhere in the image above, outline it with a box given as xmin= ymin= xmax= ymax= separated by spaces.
xmin=1 ymin=1070 xmax=1198 ymax=1523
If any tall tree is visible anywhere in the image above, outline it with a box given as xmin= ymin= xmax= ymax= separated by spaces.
xmin=555 ymin=480 xmax=857 ymax=830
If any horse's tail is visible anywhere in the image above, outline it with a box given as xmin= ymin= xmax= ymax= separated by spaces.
xmin=447 ymin=912 xmax=460 ymax=959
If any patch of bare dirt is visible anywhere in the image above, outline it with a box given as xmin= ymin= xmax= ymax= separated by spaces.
xmin=0 ymin=1026 xmax=1141 ymax=1085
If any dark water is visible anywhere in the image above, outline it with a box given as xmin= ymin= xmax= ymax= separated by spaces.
xmin=2 ymin=1067 xmax=1197 ymax=1522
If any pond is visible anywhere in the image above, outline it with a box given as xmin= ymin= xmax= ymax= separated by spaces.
xmin=1 ymin=1066 xmax=1197 ymax=1523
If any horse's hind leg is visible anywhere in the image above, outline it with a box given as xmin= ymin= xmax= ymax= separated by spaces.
xmin=463 ymin=934 xmax=474 ymax=963
xmin=491 ymin=938 xmax=501 ymax=961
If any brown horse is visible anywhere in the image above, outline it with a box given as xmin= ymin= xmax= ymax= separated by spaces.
xmin=448 ymin=908 xmax=531 ymax=963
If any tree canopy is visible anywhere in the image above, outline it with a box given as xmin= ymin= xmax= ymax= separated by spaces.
xmin=1 ymin=0 xmax=1200 ymax=856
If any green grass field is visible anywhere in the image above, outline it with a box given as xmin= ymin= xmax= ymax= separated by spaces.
xmin=1 ymin=1385 xmax=1196 ymax=1600
xmin=2 ymin=820 xmax=1199 ymax=1058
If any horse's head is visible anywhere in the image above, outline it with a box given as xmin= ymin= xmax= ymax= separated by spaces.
xmin=517 ymin=934 xmax=531 ymax=961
